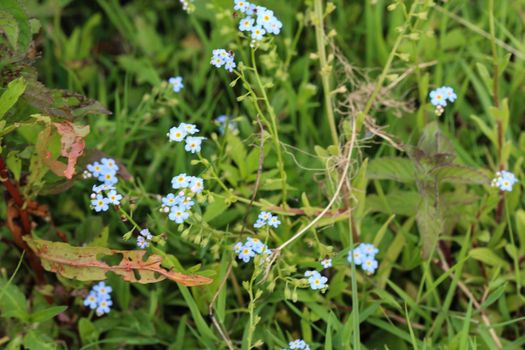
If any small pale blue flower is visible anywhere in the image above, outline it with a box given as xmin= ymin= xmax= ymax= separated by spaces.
xmin=188 ymin=176 xmax=204 ymax=193
xmin=95 ymin=298 xmax=112 ymax=316
xmin=87 ymin=162 xmax=104 ymax=177
xmin=169 ymin=205 xmax=190 ymax=223
xmin=308 ymin=274 xmax=328 ymax=290
xmin=253 ymin=219 xmax=265 ymax=228
xmin=359 ymin=243 xmax=379 ymax=257
xmin=172 ymin=173 xmax=189 ymax=189
xmin=362 ymin=257 xmax=379 ymax=274
xmin=492 ymin=170 xmax=518 ymax=192
xmin=168 ymin=126 xmax=187 ymax=142
xmin=429 ymin=88 xmax=447 ymax=107
xmin=100 ymin=158 xmax=119 ymax=173
xmin=347 ymin=248 xmax=364 ymax=265
xmin=140 ymin=228 xmax=153 ymax=241
xmin=321 ymin=258 xmax=332 ymax=269
xmin=106 ymin=190 xmax=122 ymax=205
xmin=234 ymin=0 xmax=250 ymax=13
xmin=137 ymin=235 xmax=148 ymax=249
xmin=237 ymin=245 xmax=256 ymax=263
xmin=442 ymin=86 xmax=457 ymax=102
xmin=83 ymin=292 xmax=98 ymax=310
xmin=268 ymin=216 xmax=281 ymax=228
xmin=93 ymin=281 xmax=112 ymax=298
xmin=98 ymin=170 xmax=118 ymax=186
xmin=92 ymin=194 xmax=110 ymax=212
xmin=246 ymin=237 xmax=265 ymax=254
xmin=239 ymin=16 xmax=255 ymax=32
xmin=185 ymin=136 xmax=205 ymax=153
xmin=169 ymin=76 xmax=183 ymax=93
xmin=162 ymin=193 xmax=181 ymax=207
xmin=251 ymin=25 xmax=266 ymax=41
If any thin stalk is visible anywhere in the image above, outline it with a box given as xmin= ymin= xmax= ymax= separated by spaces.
xmin=250 ymin=49 xmax=288 ymax=205
xmin=362 ymin=0 xmax=419 ymax=118
xmin=313 ymin=0 xmax=339 ymax=148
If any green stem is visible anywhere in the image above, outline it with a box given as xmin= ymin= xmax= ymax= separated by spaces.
xmin=313 ymin=0 xmax=339 ymax=149
xmin=250 ymin=50 xmax=288 ymax=205
xmin=118 ymin=206 xmax=141 ymax=232
xmin=198 ymin=153 xmax=230 ymax=193
xmin=362 ymin=1 xmax=419 ymax=119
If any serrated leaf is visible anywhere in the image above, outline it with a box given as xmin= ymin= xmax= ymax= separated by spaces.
xmin=366 ymin=191 xmax=420 ymax=216
xmin=0 ymin=10 xmax=19 ymax=50
xmin=416 ymin=196 xmax=443 ymax=259
xmin=431 ymin=164 xmax=489 ymax=185
xmin=367 ymin=157 xmax=415 ymax=183
xmin=0 ymin=0 xmax=30 ymax=54
xmin=24 ymin=237 xmax=212 ymax=286
xmin=0 ymin=77 xmax=27 ymax=119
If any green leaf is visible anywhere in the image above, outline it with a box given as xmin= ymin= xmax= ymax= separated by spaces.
xmin=431 ymin=164 xmax=489 ymax=185
xmin=416 ymin=196 xmax=443 ymax=259
xmin=203 ymin=196 xmax=229 ymax=222
xmin=470 ymin=115 xmax=496 ymax=145
xmin=366 ymin=191 xmax=419 ymax=216
xmin=366 ymin=157 xmax=415 ymax=183
xmin=23 ymin=330 xmax=56 ymax=350
xmin=0 ymin=0 xmax=30 ymax=53
xmin=6 ymin=151 xmax=22 ymax=181
xmin=0 ymin=10 xmax=19 ymax=49
xmin=226 ymin=132 xmax=248 ymax=178
xmin=0 ymin=77 xmax=27 ymax=119
xmin=78 ymin=317 xmax=99 ymax=346
xmin=0 ymin=278 xmax=29 ymax=322
xmin=29 ymin=305 xmax=67 ymax=323
xmin=469 ymin=248 xmax=510 ymax=268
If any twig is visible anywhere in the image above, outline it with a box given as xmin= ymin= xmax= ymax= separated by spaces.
xmin=262 ymin=117 xmax=358 ymax=279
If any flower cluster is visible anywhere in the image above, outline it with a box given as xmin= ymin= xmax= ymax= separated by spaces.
xmin=491 ymin=170 xmax=518 ymax=192
xmin=160 ymin=174 xmax=203 ymax=224
xmin=347 ymin=243 xmax=379 ymax=275
xmin=137 ymin=228 xmax=153 ymax=249
xmin=234 ymin=0 xmax=282 ymax=43
xmin=83 ymin=281 xmax=113 ymax=316
xmin=85 ymin=158 xmax=123 ymax=213
xmin=233 ymin=237 xmax=271 ymax=263
xmin=286 ymin=339 xmax=310 ymax=350
xmin=304 ymin=270 xmax=328 ymax=290
xmin=253 ymin=211 xmax=281 ymax=229
xmin=167 ymin=123 xmax=205 ymax=153
xmin=210 ymin=49 xmax=236 ymax=72
xmin=429 ymin=86 xmax=457 ymax=116
xmin=215 ymin=115 xmax=238 ymax=135
xmin=320 ymin=258 xmax=332 ymax=269
xmin=168 ymin=76 xmax=183 ymax=93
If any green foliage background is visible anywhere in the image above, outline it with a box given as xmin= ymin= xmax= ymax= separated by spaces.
xmin=1 ymin=0 xmax=525 ymax=349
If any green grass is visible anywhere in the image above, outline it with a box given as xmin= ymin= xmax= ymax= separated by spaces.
xmin=1 ymin=0 xmax=525 ymax=349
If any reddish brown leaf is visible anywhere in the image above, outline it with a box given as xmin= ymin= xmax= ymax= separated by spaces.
xmin=53 ymin=122 xmax=89 ymax=179
xmin=25 ymin=237 xmax=213 ymax=286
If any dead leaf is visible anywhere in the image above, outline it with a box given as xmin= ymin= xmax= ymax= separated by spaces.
xmin=53 ymin=121 xmax=89 ymax=179
xmin=25 ymin=237 xmax=213 ymax=286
